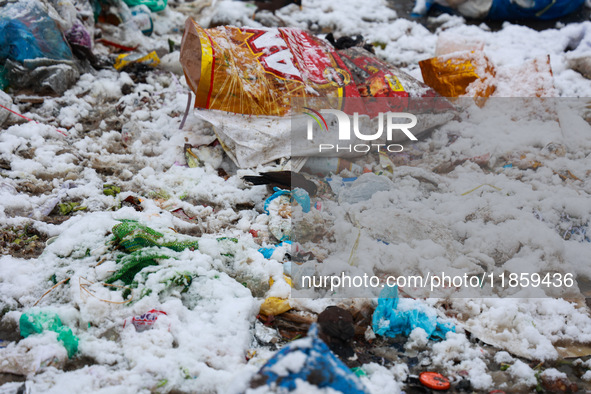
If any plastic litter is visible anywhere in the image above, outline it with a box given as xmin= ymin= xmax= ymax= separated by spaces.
xmin=338 ymin=46 xmax=444 ymax=104
xmin=106 ymin=220 xmax=199 ymax=285
xmin=0 ymin=341 xmax=67 ymax=376
xmin=258 ymin=241 xmax=291 ymax=259
xmin=112 ymin=220 xmax=199 ymax=253
xmin=96 ymin=38 xmax=138 ymax=52
xmin=121 ymin=121 xmax=141 ymax=146
xmin=413 ymin=0 xmax=584 ymax=20
xmin=2 ymin=58 xmax=80 ymax=95
xmin=268 ymin=274 xmax=293 ymax=288
xmin=106 ymin=247 xmax=172 ymax=285
xmin=372 ymin=286 xmax=455 ymax=341
xmin=184 ymin=143 xmax=224 ymax=169
xmin=250 ymin=324 xmax=370 ymax=393
xmin=324 ymin=175 xmax=357 ymax=195
xmin=114 ymin=51 xmax=160 ymax=71
xmin=264 ymin=188 xmax=311 ymax=215
xmin=35 ymin=182 xmax=76 ymax=216
xmin=179 ymin=19 xmax=360 ymax=167
xmin=180 ymin=20 xmax=452 ymax=168
xmin=19 ymin=310 xmax=79 ymax=358
xmin=419 ymin=371 xmax=451 ymax=390
xmin=122 ymin=0 xmax=168 ymax=13
xmin=0 ymin=0 xmax=74 ymax=64
xmin=540 ymin=372 xmax=578 ymax=392
xmin=351 ymin=367 xmax=367 ymax=377
xmin=65 ymin=21 xmax=92 ymax=51
xmin=124 ymin=309 xmax=167 ymax=332
xmin=180 ymin=19 xmax=361 ymax=117
xmin=264 ymin=188 xmax=311 ymax=242
xmin=419 ymin=50 xmax=496 ymax=98
xmin=126 ymin=5 xmax=154 ymax=36
xmin=338 ymin=173 xmax=394 ymax=204
xmin=488 ymin=0 xmax=584 ymax=20
xmin=259 ymin=297 xmax=291 ymax=316
xmin=460 ymin=183 xmax=502 ymax=196
xmin=0 ymin=0 xmax=82 ymax=93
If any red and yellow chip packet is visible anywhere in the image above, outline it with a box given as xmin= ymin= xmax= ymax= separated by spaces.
xmin=338 ymin=47 xmax=451 ymax=115
xmin=180 ymin=18 xmax=363 ymax=117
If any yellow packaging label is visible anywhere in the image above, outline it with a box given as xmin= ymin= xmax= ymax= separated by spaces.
xmin=385 ymin=74 xmax=405 ymax=92
xmin=114 ymin=51 xmax=160 ymax=71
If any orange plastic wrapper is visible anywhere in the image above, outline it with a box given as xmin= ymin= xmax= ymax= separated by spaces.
xmin=180 ymin=18 xmax=362 ymax=117
xmin=419 ymin=50 xmax=496 ymax=98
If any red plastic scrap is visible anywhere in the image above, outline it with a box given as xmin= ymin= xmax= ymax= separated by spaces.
xmin=419 ymin=371 xmax=451 ymax=391
xmin=124 ymin=309 xmax=167 ymax=332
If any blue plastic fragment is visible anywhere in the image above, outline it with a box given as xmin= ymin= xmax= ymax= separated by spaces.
xmin=413 ymin=0 xmax=584 ymax=20
xmin=410 ymin=0 xmax=435 ymax=17
xmin=0 ymin=1 xmax=74 ymax=64
xmin=291 ymin=188 xmax=311 ymax=213
xmin=263 ymin=187 xmax=311 ymax=214
xmin=258 ymin=247 xmax=274 ymax=259
xmin=253 ymin=324 xmax=370 ymax=393
xmin=488 ymin=0 xmax=584 ymax=20
xmin=372 ymin=286 xmax=455 ymax=341
xmin=325 ymin=177 xmax=358 ymax=183
xmin=258 ymin=241 xmax=292 ymax=259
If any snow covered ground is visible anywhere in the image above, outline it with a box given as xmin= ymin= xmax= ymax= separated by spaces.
xmin=1 ymin=0 xmax=591 ymax=392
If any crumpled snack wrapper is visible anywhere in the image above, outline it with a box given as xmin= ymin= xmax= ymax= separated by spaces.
xmin=419 ymin=50 xmax=496 ymax=98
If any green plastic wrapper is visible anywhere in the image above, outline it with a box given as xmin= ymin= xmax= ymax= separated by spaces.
xmin=107 ymin=220 xmax=200 ymax=285
xmin=122 ymin=0 xmax=167 ymax=12
xmin=19 ymin=310 xmax=79 ymax=358
xmin=112 ymin=220 xmax=199 ymax=253
xmin=106 ymin=248 xmax=170 ymax=285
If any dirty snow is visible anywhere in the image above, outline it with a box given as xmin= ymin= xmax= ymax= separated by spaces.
xmin=1 ymin=0 xmax=591 ymax=392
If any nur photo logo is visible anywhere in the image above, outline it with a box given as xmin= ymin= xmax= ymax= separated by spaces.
xmin=303 ymin=108 xmax=419 ymax=153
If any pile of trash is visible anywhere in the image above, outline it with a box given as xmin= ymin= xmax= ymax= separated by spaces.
xmin=1 ymin=0 xmax=591 ymax=393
